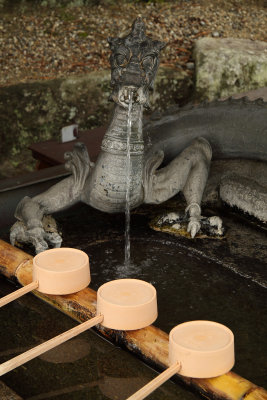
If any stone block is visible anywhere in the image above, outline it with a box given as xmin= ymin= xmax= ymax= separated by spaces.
xmin=194 ymin=37 xmax=267 ymax=101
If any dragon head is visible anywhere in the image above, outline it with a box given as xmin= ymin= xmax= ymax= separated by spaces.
xmin=108 ymin=18 xmax=165 ymax=109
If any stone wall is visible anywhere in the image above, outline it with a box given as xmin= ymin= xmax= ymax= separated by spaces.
xmin=0 ymin=66 xmax=192 ymax=176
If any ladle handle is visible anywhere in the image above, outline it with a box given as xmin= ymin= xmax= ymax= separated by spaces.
xmin=0 ymin=314 xmax=104 ymax=376
xmin=0 ymin=281 xmax=39 ymax=307
xmin=127 ymin=362 xmax=181 ymax=400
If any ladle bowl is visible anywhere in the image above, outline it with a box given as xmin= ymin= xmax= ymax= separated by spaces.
xmin=127 ymin=320 xmax=234 ymax=400
xmin=169 ymin=320 xmax=235 ymax=378
xmin=0 ymin=248 xmax=90 ymax=308
xmin=33 ymin=247 xmax=90 ymax=295
xmin=97 ymin=279 xmax=157 ymax=330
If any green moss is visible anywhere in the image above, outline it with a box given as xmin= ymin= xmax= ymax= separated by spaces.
xmin=59 ymin=9 xmax=76 ymax=21
xmin=77 ymin=31 xmax=89 ymax=38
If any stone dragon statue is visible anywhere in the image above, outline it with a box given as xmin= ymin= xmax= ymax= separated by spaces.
xmin=10 ymin=18 xmax=267 ymax=253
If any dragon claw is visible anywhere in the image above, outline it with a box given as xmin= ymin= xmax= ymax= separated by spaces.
xmin=10 ymin=219 xmax=62 ymax=254
xmin=187 ymin=218 xmax=201 ymax=238
xmin=44 ymin=232 xmax=62 ymax=248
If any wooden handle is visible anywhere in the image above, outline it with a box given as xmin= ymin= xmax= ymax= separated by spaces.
xmin=127 ymin=362 xmax=181 ymax=400
xmin=0 ymin=314 xmax=104 ymax=376
xmin=0 ymin=281 xmax=39 ymax=307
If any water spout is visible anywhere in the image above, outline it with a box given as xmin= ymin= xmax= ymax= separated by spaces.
xmin=125 ymin=91 xmax=133 ymax=268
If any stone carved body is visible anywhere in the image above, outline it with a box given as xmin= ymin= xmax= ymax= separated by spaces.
xmin=84 ymin=104 xmax=144 ymax=212
xmin=10 ymin=19 xmax=267 ymax=253
xmin=145 ymin=97 xmax=267 ymax=222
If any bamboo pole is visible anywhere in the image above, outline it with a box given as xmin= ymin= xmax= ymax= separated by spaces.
xmin=0 ymin=239 xmax=266 ymax=400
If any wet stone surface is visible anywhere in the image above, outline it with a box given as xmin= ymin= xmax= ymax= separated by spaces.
xmin=0 ymin=199 xmax=266 ymax=397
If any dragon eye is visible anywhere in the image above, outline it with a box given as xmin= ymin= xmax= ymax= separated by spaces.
xmin=142 ymin=55 xmax=155 ymax=70
xmin=115 ymin=53 xmax=127 ymax=67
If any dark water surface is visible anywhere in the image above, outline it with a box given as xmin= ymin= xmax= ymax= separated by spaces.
xmin=86 ymin=239 xmax=266 ymax=387
xmin=0 ymin=279 xmax=197 ymax=400
xmin=0 ymin=201 xmax=266 ymax=398
xmin=57 ymin=203 xmax=267 ymax=388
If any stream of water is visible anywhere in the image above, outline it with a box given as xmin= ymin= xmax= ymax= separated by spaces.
xmin=124 ymin=91 xmax=133 ymax=268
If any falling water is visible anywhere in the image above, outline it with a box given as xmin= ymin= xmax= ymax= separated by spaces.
xmin=125 ymin=91 xmax=133 ymax=267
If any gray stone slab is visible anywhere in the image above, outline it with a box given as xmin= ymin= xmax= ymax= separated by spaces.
xmin=194 ymin=37 xmax=267 ymax=101
xmin=221 ymin=86 xmax=267 ymax=101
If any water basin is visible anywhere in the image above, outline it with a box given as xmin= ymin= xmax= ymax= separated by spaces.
xmin=0 ymin=201 xmax=266 ymax=398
